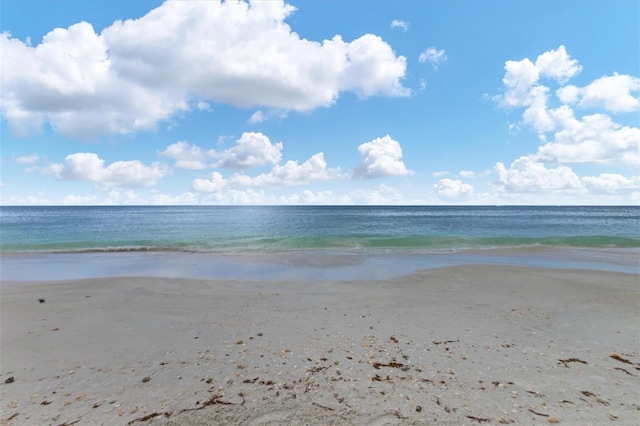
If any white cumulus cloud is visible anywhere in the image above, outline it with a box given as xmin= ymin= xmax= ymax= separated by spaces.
xmin=43 ymin=152 xmax=168 ymax=189
xmin=433 ymin=178 xmax=473 ymax=200
xmin=1 ymin=1 xmax=409 ymax=138
xmin=582 ymin=173 xmax=639 ymax=194
xmin=160 ymin=141 xmax=210 ymax=170
xmin=213 ymin=132 xmax=283 ymax=169
xmin=557 ymin=73 xmax=640 ymax=113
xmin=193 ymin=171 xmax=226 ymax=193
xmin=494 ymin=156 xmax=582 ymax=193
xmin=534 ymin=45 xmax=582 ymax=84
xmin=354 ymin=135 xmax=412 ymax=179
xmin=230 ymin=153 xmax=342 ymax=187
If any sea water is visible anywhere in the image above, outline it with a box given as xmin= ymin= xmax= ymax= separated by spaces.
xmin=2 ymin=205 xmax=638 ymax=253
xmin=1 ymin=205 xmax=638 ymax=280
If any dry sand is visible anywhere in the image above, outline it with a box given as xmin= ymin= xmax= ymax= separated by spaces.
xmin=1 ymin=265 xmax=639 ymax=425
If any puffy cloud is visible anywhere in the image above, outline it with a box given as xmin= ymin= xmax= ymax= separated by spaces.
xmin=534 ymin=45 xmax=582 ymax=84
xmin=432 ymin=170 xmax=449 ymax=178
xmin=498 ymin=58 xmax=539 ymax=107
xmin=496 ymin=46 xmax=580 ymax=109
xmin=433 ymin=178 xmax=473 ymax=200
xmin=214 ymin=132 xmax=283 ymax=169
xmin=418 ymin=47 xmax=446 ymax=68
xmin=1 ymin=1 xmax=408 ymax=138
xmin=354 ymin=135 xmax=412 ymax=179
xmin=495 ymin=46 xmax=639 ymax=172
xmin=14 ymin=154 xmax=40 ymax=165
xmin=0 ymin=23 xmax=187 ymax=138
xmin=494 ymin=156 xmax=582 ymax=193
xmin=390 ymin=20 xmax=409 ymax=32
xmin=160 ymin=141 xmax=210 ymax=170
xmin=230 ymin=153 xmax=342 ymax=187
xmin=459 ymin=170 xmax=475 ymax=178
xmin=192 ymin=171 xmax=226 ymax=193
xmin=536 ymin=113 xmax=640 ymax=166
xmin=582 ymin=173 xmax=639 ymax=194
xmin=43 ymin=152 xmax=168 ymax=189
xmin=558 ymin=73 xmax=640 ymax=113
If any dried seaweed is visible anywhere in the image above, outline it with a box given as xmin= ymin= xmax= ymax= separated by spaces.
xmin=373 ymin=361 xmax=404 ymax=369
xmin=56 ymin=420 xmax=80 ymax=426
xmin=558 ymin=358 xmax=587 ymax=364
xmin=527 ymin=407 xmax=549 ymax=417
xmin=433 ymin=339 xmax=459 ymax=345
xmin=610 ymin=353 xmax=635 ymax=365
xmin=467 ymin=415 xmax=491 ymax=423
xmin=614 ymin=367 xmax=634 ymax=376
xmin=127 ymin=411 xmax=172 ymax=424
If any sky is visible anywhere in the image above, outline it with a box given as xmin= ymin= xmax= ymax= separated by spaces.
xmin=1 ymin=0 xmax=638 ymax=205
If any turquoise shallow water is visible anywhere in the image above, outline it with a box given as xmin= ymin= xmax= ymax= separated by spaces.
xmin=1 ymin=206 xmax=638 ymax=254
xmin=1 ymin=206 xmax=638 ymax=280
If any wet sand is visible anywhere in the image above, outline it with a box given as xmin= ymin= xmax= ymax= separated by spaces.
xmin=1 ymin=265 xmax=639 ymax=425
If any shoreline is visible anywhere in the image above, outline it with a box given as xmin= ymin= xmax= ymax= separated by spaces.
xmin=1 ymin=264 xmax=639 ymax=425
xmin=1 ymin=247 xmax=639 ymax=282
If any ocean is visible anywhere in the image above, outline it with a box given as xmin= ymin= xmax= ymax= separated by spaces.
xmin=1 ymin=205 xmax=638 ymax=280
xmin=1 ymin=205 xmax=639 ymax=254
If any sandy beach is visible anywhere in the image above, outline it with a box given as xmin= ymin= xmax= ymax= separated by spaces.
xmin=1 ymin=265 xmax=639 ymax=425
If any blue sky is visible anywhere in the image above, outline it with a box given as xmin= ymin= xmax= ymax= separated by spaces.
xmin=1 ymin=0 xmax=638 ymax=205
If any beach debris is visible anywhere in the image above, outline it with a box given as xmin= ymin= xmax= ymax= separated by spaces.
xmin=38 ymin=298 xmax=45 ymax=304
xmin=40 ymin=400 xmax=53 ymax=405
xmin=610 ymin=353 xmax=635 ymax=365
xmin=433 ymin=339 xmax=459 ymax=345
xmin=127 ymin=411 xmax=172 ymax=424
xmin=528 ymin=407 xmax=550 ymax=417
xmin=614 ymin=367 xmax=634 ymax=376
xmin=142 ymin=376 xmax=151 ymax=383
xmin=416 ymin=405 xmax=422 ymax=412
xmin=56 ymin=420 xmax=81 ymax=426
xmin=312 ymin=401 xmax=334 ymax=411
xmin=557 ymin=357 xmax=587 ymax=365
xmin=547 ymin=417 xmax=560 ymax=424
xmin=390 ymin=336 xmax=399 ymax=344
xmin=372 ymin=361 xmax=404 ymax=369
xmin=4 ymin=376 xmax=14 ymax=384
xmin=467 ymin=415 xmax=491 ymax=423
xmin=580 ymin=390 xmax=595 ymax=397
